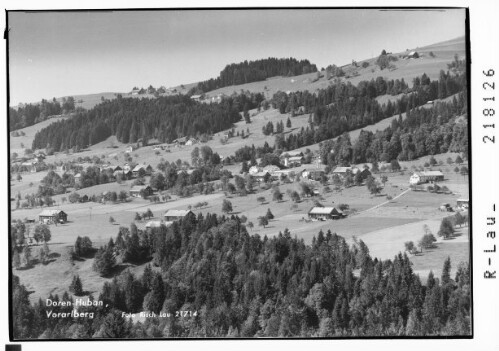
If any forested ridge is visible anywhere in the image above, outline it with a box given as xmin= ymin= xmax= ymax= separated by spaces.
xmin=193 ymin=57 xmax=318 ymax=94
xmin=31 ymin=95 xmax=241 ymax=152
xmin=12 ymin=214 xmax=470 ymax=339
xmin=9 ymin=97 xmax=76 ymax=131
xmin=270 ymin=60 xmax=467 ymax=160
xmin=229 ymin=71 xmax=467 ymax=167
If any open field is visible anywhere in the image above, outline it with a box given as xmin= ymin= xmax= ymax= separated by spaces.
xmin=12 ymin=152 xmax=469 ymax=303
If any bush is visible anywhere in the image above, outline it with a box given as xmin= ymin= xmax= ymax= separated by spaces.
xmin=338 ymin=203 xmax=349 ymax=211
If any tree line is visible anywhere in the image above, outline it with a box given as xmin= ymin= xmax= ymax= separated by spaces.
xmin=12 ymin=213 xmax=470 ymax=339
xmin=192 ymin=57 xmax=318 ymax=94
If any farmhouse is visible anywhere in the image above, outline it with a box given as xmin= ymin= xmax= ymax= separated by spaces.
xmin=100 ymin=165 xmax=122 ymax=173
xmin=132 ymin=164 xmax=153 ymax=177
xmin=164 ymin=209 xmax=195 ymax=222
xmin=114 ymin=170 xmax=132 ymax=180
xmin=185 ymin=138 xmax=198 ymax=146
xmin=190 ymin=94 xmax=202 ymax=102
xmin=272 ymin=169 xmax=295 ymax=181
xmin=353 ymin=167 xmax=372 ymax=181
xmin=308 ymin=207 xmax=345 ymax=220
xmin=409 ymin=171 xmax=444 ymax=185
xmin=457 ymin=198 xmax=469 ymax=209
xmin=74 ymin=173 xmax=82 ymax=184
xmin=249 ymin=166 xmax=261 ymax=175
xmin=406 ymin=51 xmax=420 ymax=59
xmin=129 ymin=185 xmax=153 ymax=198
xmin=251 ymin=171 xmax=270 ymax=182
xmin=307 ymin=169 xmax=326 ymax=181
xmin=174 ymin=137 xmax=187 ymax=145
xmin=284 ymin=156 xmax=304 ymax=167
xmin=263 ymin=165 xmax=281 ymax=173
xmin=332 ymin=166 xmax=352 ymax=178
xmin=21 ymin=160 xmax=37 ymax=173
xmin=39 ymin=210 xmax=67 ymax=224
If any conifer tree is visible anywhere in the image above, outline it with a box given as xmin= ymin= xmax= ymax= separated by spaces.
xmin=146 ymin=273 xmax=165 ymax=314
xmin=69 ymin=275 xmax=83 ymax=296
xmin=92 ymin=245 xmax=115 ymax=276
xmin=266 ymin=208 xmax=274 ymax=220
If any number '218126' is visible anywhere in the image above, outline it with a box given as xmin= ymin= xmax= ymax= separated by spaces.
xmin=483 ymin=69 xmax=495 ymax=144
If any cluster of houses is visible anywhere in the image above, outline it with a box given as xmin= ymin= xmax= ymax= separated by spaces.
xmin=190 ymin=93 xmax=225 ymax=104
xmin=172 ymin=137 xmax=199 ymax=146
xmin=12 ymin=152 xmax=46 ymax=173
xmin=72 ymin=163 xmax=154 ymax=186
xmin=331 ymin=166 xmax=371 ymax=180
xmin=248 ymin=164 xmax=327 ymax=183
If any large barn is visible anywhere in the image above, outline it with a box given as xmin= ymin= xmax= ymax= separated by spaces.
xmin=409 ymin=171 xmax=444 ymax=185
xmin=308 ymin=207 xmax=345 ymax=220
xmin=164 ymin=209 xmax=195 ymax=222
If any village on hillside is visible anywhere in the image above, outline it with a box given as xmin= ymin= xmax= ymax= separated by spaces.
xmin=8 ymin=8 xmax=471 ymax=340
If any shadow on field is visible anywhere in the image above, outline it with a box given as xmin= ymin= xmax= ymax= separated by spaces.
xmin=102 ymin=264 xmax=132 ymax=278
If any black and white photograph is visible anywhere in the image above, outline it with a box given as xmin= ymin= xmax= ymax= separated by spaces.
xmin=1 ymin=2 xmax=495 ymax=348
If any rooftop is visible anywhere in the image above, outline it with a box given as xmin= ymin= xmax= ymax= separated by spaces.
xmin=164 ymin=209 xmax=192 ymax=217
xmin=39 ymin=209 xmax=65 ymax=216
xmin=308 ymin=207 xmax=342 ymax=215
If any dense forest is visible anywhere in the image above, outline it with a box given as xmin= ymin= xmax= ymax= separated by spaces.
xmin=192 ymin=57 xmax=318 ymax=94
xmin=12 ymin=214 xmax=470 ymax=339
xmin=31 ymin=95 xmax=241 ymax=152
xmin=9 ymin=97 xmax=76 ymax=131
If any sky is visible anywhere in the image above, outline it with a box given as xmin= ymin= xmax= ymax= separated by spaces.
xmin=8 ymin=8 xmax=466 ymax=105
